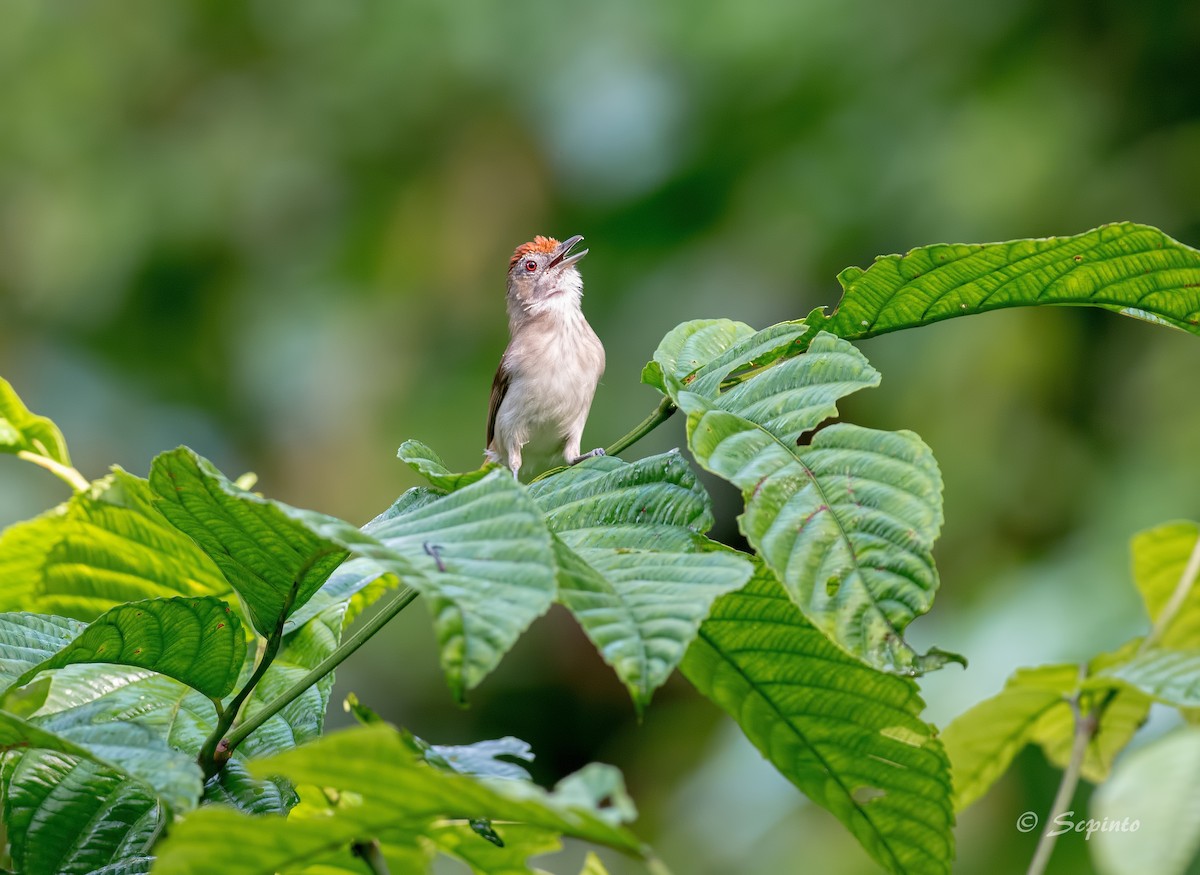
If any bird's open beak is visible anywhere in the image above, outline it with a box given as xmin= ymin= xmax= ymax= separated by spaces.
xmin=547 ymin=234 xmax=588 ymax=270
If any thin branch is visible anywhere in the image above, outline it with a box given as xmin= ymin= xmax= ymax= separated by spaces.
xmin=16 ymin=450 xmax=90 ymax=493
xmin=224 ymin=584 xmax=420 ymax=752
xmin=1026 ymin=664 xmax=1095 ymax=875
xmin=1139 ymin=530 xmax=1200 ymax=653
xmin=605 ymin=396 xmax=676 ymax=458
xmin=352 ymin=839 xmax=391 ymax=875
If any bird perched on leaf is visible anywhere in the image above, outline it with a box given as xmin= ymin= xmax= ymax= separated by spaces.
xmin=485 ymin=234 xmax=606 ymax=478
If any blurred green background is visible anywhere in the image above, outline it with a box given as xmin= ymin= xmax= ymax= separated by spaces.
xmin=3 ymin=1 xmax=1200 ymax=872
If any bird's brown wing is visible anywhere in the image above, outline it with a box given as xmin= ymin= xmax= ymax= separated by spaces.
xmin=486 ymin=356 xmax=510 ymax=447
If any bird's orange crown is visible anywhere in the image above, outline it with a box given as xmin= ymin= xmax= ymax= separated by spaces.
xmin=509 ymin=236 xmax=560 ymax=271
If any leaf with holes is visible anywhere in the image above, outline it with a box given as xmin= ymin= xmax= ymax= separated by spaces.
xmin=820 ymin=222 xmax=1200 ymax=339
xmin=8 ymin=596 xmax=244 ymax=699
xmin=682 ymin=566 xmax=954 ymax=875
xmin=364 ymin=470 xmax=557 ymax=700
xmin=682 ymin=390 xmax=955 ymax=674
xmin=527 ymin=452 xmax=752 ymax=712
xmin=0 ymin=376 xmax=72 ymax=466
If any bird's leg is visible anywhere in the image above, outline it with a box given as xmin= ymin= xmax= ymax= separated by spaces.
xmin=568 ymin=448 xmax=605 ymax=464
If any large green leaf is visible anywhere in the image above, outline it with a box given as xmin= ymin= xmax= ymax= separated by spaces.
xmin=0 ymin=612 xmax=84 ymax=687
xmin=1130 ymin=521 xmax=1200 ymax=649
xmin=149 ymin=448 xmax=354 ymax=636
xmin=821 ymin=222 xmax=1200 ymax=339
xmin=1101 ymin=649 xmax=1200 ymax=707
xmin=681 ymin=567 xmax=954 ymax=875
xmin=943 ymin=664 xmax=1150 ymax=812
xmin=0 ymin=376 xmax=71 ymax=466
xmin=9 ymin=596 xmax=245 ymax=699
xmin=152 ymin=723 xmax=646 ymax=874
xmin=0 ymin=470 xmax=232 ymax=620
xmin=2 ymin=750 xmax=161 ymax=875
xmin=683 ymin=396 xmax=953 ymax=674
xmin=527 ymin=452 xmax=752 ymax=712
xmin=364 ymin=470 xmax=557 ymax=700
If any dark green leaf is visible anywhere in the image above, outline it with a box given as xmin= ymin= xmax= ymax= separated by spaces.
xmin=149 ymin=447 xmax=352 ymax=636
xmin=2 ymin=751 xmax=160 ymax=875
xmin=822 ymin=222 xmax=1200 ymax=340
xmin=682 ymin=567 xmax=954 ymax=875
xmin=529 ymin=452 xmax=752 ymax=711
xmin=10 ymin=596 xmax=245 ymax=699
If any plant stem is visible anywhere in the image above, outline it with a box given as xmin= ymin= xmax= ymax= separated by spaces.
xmin=224 ymin=584 xmax=420 ymax=752
xmin=16 ymin=450 xmax=90 ymax=493
xmin=1139 ymin=529 xmax=1200 ymax=653
xmin=1026 ymin=665 xmax=1095 ymax=875
xmin=352 ymin=839 xmax=391 ymax=875
xmin=605 ymin=397 xmax=676 ymax=457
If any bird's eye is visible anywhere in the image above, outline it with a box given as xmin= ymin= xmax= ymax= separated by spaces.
xmin=525 ymin=260 xmax=538 ymax=272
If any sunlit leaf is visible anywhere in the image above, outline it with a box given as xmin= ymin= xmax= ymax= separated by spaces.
xmin=1102 ymin=649 xmax=1200 ymax=707
xmin=943 ymin=664 xmax=1149 ymax=812
xmin=0 ymin=376 xmax=71 ymax=466
xmin=426 ymin=821 xmax=562 ymax=875
xmin=528 ymin=452 xmax=752 ymax=712
xmin=682 ymin=567 xmax=954 ymax=875
xmin=0 ymin=470 xmax=231 ymax=620
xmin=10 ymin=596 xmax=245 ymax=699
xmin=1130 ymin=521 xmax=1200 ymax=649
xmin=822 ymin=222 xmax=1200 ymax=339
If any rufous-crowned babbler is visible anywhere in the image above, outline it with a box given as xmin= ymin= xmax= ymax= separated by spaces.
xmin=485 ymin=234 xmax=605 ymax=478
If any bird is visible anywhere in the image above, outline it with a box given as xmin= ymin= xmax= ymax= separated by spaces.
xmin=485 ymin=234 xmax=606 ymax=479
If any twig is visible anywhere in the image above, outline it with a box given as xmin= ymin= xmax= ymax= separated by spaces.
xmin=223 ymin=584 xmax=420 ymax=752
xmin=16 ymin=450 xmax=90 ymax=492
xmin=1026 ymin=664 xmax=1095 ymax=875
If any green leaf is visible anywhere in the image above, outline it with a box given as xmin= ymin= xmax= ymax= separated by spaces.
xmin=1089 ymin=727 xmax=1200 ymax=875
xmin=683 ymin=393 xmax=955 ymax=674
xmin=943 ymin=664 xmax=1149 ymax=812
xmin=152 ymin=724 xmax=645 ymax=875
xmin=202 ymin=757 xmax=297 ymax=816
xmin=0 ymin=704 xmax=200 ymax=814
xmin=149 ymin=447 xmax=353 ymax=636
xmin=641 ymin=318 xmax=756 ymax=392
xmin=363 ymin=470 xmax=557 ymax=700
xmin=0 ymin=613 xmax=84 ymax=687
xmin=283 ymin=557 xmax=389 ymax=634
xmin=822 ymin=222 xmax=1200 ymax=339
xmin=0 ymin=376 xmax=71 ymax=466
xmin=2 ymin=750 xmax=161 ymax=875
xmin=1102 ymin=649 xmax=1200 ymax=707
xmin=0 ymin=470 xmax=232 ymax=620
xmin=528 ymin=453 xmax=752 ymax=711
xmin=1130 ymin=521 xmax=1200 ymax=648
xmin=426 ymin=822 xmax=563 ymax=875
xmin=410 ymin=733 xmax=535 ymax=781
xmin=9 ymin=597 xmax=245 ymax=699
xmin=398 ymin=439 xmax=496 ymax=491
xmin=682 ymin=567 xmax=954 ymax=875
